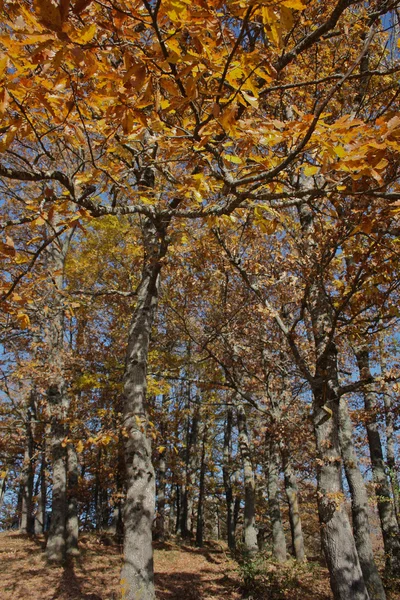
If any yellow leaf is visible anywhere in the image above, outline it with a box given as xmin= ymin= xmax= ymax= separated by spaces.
xmin=0 ymin=124 xmax=18 ymax=152
xmin=73 ymin=23 xmax=97 ymax=44
xmin=280 ymin=6 xmax=294 ymax=32
xmin=158 ymin=446 xmax=166 ymax=454
xmin=76 ymin=440 xmax=84 ymax=453
xmin=304 ymin=165 xmax=319 ymax=176
xmin=334 ymin=145 xmax=346 ymax=158
xmin=259 ymin=219 xmax=278 ymax=234
xmin=262 ymin=6 xmax=281 ymax=47
xmin=282 ymin=0 xmax=306 ymax=9
xmin=0 ymin=55 xmax=7 ymax=78
xmin=223 ymin=154 xmax=242 ymax=164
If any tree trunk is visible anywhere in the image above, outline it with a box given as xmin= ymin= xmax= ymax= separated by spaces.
xmin=383 ymin=390 xmax=400 ymax=527
xmin=196 ymin=424 xmax=207 ymax=548
xmin=35 ymin=450 xmax=47 ymax=534
xmin=223 ymin=406 xmax=236 ymax=549
xmin=121 ymin=213 xmax=168 ymax=600
xmin=281 ymin=449 xmax=305 ymax=562
xmin=339 ymin=397 xmax=386 ymax=600
xmin=45 ymin=230 xmax=76 ymax=561
xmin=298 ymin=203 xmax=369 ymax=600
xmin=20 ymin=392 xmax=35 ymax=534
xmin=180 ymin=404 xmax=199 ymax=538
xmin=267 ymin=438 xmax=287 ymax=562
xmin=355 ymin=346 xmax=400 ymax=572
xmin=46 ymin=385 xmax=68 ymax=561
xmin=237 ymin=404 xmax=258 ymax=554
xmin=66 ymin=442 xmax=79 ymax=555
xmin=155 ymin=449 xmax=167 ymax=541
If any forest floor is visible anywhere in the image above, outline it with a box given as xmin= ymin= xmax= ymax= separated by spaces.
xmin=0 ymin=531 xmax=398 ymax=600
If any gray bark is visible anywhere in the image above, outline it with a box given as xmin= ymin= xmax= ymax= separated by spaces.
xmin=223 ymin=406 xmax=236 ymax=549
xmin=297 ymin=202 xmax=369 ymax=600
xmin=339 ymin=397 xmax=386 ymax=600
xmin=195 ymin=424 xmax=207 ymax=547
xmin=281 ymin=450 xmax=305 ymax=562
xmin=383 ymin=390 xmax=400 ymax=528
xmin=355 ymin=347 xmax=400 ymax=572
xmin=121 ymin=212 xmax=168 ymax=600
xmin=35 ymin=450 xmax=46 ymax=534
xmin=20 ymin=392 xmax=35 ymax=534
xmin=45 ymin=230 xmax=76 ymax=561
xmin=237 ymin=404 xmax=258 ymax=554
xmin=155 ymin=449 xmax=167 ymax=541
xmin=46 ymin=384 xmax=68 ymax=561
xmin=66 ymin=442 xmax=79 ymax=555
xmin=267 ymin=438 xmax=287 ymax=562
xmin=180 ymin=403 xmax=199 ymax=537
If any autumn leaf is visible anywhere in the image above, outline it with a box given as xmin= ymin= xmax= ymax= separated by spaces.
xmin=304 ymin=165 xmax=319 ymax=176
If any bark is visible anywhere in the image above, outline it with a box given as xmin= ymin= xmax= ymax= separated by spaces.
xmin=180 ymin=404 xmax=199 ymax=537
xmin=267 ymin=438 xmax=287 ymax=563
xmin=35 ymin=450 xmax=47 ymax=534
xmin=66 ymin=442 xmax=79 ymax=555
xmin=298 ymin=203 xmax=369 ymax=600
xmin=339 ymin=397 xmax=386 ymax=600
xmin=281 ymin=450 xmax=305 ymax=562
xmin=155 ymin=450 xmax=167 ymax=541
xmin=223 ymin=406 xmax=236 ymax=549
xmin=237 ymin=404 xmax=258 ymax=554
xmin=355 ymin=347 xmax=400 ymax=572
xmin=121 ymin=212 xmax=168 ymax=600
xmin=46 ymin=384 xmax=68 ymax=561
xmin=112 ymin=433 xmax=125 ymax=540
xmin=20 ymin=392 xmax=35 ymax=534
xmin=195 ymin=424 xmax=207 ymax=547
xmin=45 ymin=230 xmax=76 ymax=561
xmin=383 ymin=391 xmax=400 ymax=528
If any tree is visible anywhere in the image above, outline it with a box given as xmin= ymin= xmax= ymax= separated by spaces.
xmin=1 ymin=1 xmax=400 ymax=598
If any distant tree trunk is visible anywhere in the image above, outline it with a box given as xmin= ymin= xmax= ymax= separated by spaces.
xmin=112 ymin=433 xmax=125 ymax=540
xmin=339 ymin=397 xmax=386 ymax=600
xmin=35 ymin=450 xmax=47 ymax=534
xmin=20 ymin=392 xmax=35 ymax=534
xmin=355 ymin=346 xmax=400 ymax=573
xmin=174 ymin=484 xmax=180 ymax=535
xmin=196 ymin=424 xmax=207 ymax=548
xmin=66 ymin=442 xmax=79 ymax=555
xmin=267 ymin=438 xmax=287 ymax=563
xmin=121 ymin=208 xmax=170 ymax=600
xmin=237 ymin=404 xmax=258 ymax=554
xmin=155 ymin=449 xmax=167 ymax=541
xmin=180 ymin=404 xmax=199 ymax=538
xmin=223 ymin=406 xmax=236 ymax=549
xmin=94 ymin=447 xmax=102 ymax=530
xmin=281 ymin=450 xmax=305 ymax=562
